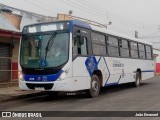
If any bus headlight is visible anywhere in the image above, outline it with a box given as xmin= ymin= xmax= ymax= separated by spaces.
xmin=18 ymin=71 xmax=24 ymax=81
xmin=60 ymin=72 xmax=67 ymax=79
xmin=59 ymin=69 xmax=69 ymax=80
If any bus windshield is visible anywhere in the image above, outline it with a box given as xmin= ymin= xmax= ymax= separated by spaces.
xmin=20 ymin=32 xmax=69 ymax=68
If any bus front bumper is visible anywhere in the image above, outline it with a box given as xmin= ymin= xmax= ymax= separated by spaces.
xmin=19 ymin=78 xmax=73 ymax=92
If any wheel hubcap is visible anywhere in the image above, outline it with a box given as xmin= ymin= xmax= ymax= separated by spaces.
xmin=137 ymin=78 xmax=140 ymax=86
xmin=92 ymin=80 xmax=99 ymax=93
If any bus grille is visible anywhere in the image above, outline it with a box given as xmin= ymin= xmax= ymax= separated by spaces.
xmin=26 ymin=83 xmax=54 ymax=90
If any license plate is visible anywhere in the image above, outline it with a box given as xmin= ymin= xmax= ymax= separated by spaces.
xmin=35 ymin=87 xmax=45 ymax=91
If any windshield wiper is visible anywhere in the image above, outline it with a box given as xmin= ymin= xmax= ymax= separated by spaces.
xmin=44 ymin=32 xmax=57 ymax=60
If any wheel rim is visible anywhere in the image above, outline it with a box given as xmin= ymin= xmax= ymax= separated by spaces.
xmin=136 ymin=77 xmax=140 ymax=86
xmin=91 ymin=80 xmax=99 ymax=93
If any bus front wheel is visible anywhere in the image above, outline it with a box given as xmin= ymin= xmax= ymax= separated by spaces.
xmin=87 ymin=75 xmax=100 ymax=98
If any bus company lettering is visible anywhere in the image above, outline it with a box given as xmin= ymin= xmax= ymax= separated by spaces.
xmin=113 ymin=60 xmax=124 ymax=67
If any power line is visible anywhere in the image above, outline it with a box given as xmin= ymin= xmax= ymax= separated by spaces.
xmin=0 ymin=3 xmax=50 ymax=18
xmin=19 ymin=0 xmax=158 ymax=34
xmin=34 ymin=0 xmax=65 ymax=13
xmin=60 ymin=0 xmax=105 ymax=17
xmin=62 ymin=0 xmax=156 ymax=30
xmin=2 ymin=0 xmax=157 ymax=31
xmin=71 ymin=0 xmax=109 ymax=17
xmin=75 ymin=0 xmax=157 ymax=29
xmin=23 ymin=0 xmax=157 ymax=31
xmin=139 ymin=31 xmax=160 ymax=38
xmin=23 ymin=0 xmax=57 ymax=15
xmin=60 ymin=0 xmax=133 ymax=26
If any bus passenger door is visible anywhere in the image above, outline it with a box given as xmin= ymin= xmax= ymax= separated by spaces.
xmin=72 ymin=26 xmax=92 ymax=90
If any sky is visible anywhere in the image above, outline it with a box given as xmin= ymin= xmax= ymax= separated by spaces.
xmin=1 ymin=0 xmax=160 ymax=39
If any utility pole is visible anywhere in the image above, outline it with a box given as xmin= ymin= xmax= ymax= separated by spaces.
xmin=135 ymin=31 xmax=138 ymax=38
xmin=158 ymin=25 xmax=160 ymax=31
xmin=69 ymin=10 xmax=73 ymax=16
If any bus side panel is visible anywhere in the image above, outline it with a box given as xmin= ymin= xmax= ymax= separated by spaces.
xmin=141 ymin=60 xmax=154 ymax=80
xmin=72 ymin=57 xmax=90 ymax=91
xmin=106 ymin=57 xmax=136 ymax=84
xmin=101 ymin=57 xmax=154 ymax=85
xmin=72 ymin=56 xmax=154 ymax=90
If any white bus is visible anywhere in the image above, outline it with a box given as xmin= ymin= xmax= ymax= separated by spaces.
xmin=19 ymin=20 xmax=154 ymax=97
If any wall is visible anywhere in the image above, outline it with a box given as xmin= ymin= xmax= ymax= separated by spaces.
xmin=153 ymin=49 xmax=160 ymax=74
xmin=0 ymin=36 xmax=12 ymax=43
xmin=2 ymin=12 xmax=22 ymax=30
xmin=12 ymin=39 xmax=19 ymax=62
xmin=11 ymin=39 xmax=19 ymax=80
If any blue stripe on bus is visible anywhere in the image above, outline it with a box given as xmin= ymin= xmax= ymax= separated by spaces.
xmin=103 ymin=57 xmax=111 ymax=86
xmin=71 ymin=20 xmax=92 ymax=30
xmin=105 ymin=82 xmax=118 ymax=86
xmin=69 ymin=21 xmax=73 ymax=32
xmin=24 ymin=70 xmax=63 ymax=82
xmin=97 ymin=57 xmax=102 ymax=64
xmin=118 ymin=75 xmax=122 ymax=84
xmin=134 ymin=70 xmax=155 ymax=73
xmin=141 ymin=70 xmax=155 ymax=72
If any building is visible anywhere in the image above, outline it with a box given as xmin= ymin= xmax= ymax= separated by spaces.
xmin=0 ymin=3 xmax=56 ymax=83
xmin=0 ymin=29 xmax=20 ymax=82
xmin=143 ymin=33 xmax=160 ymax=75
xmin=153 ymin=49 xmax=160 ymax=75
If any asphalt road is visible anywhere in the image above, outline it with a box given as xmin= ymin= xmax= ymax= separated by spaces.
xmin=0 ymin=76 xmax=160 ymax=120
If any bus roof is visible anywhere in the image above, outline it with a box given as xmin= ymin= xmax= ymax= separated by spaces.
xmin=23 ymin=20 xmax=152 ymax=45
xmin=70 ymin=20 xmax=152 ymax=45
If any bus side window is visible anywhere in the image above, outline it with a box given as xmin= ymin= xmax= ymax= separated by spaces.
xmin=79 ymin=37 xmax=87 ymax=55
xmin=130 ymin=42 xmax=138 ymax=58
xmin=73 ymin=35 xmax=78 ymax=59
xmin=138 ymin=43 xmax=146 ymax=59
xmin=120 ymin=39 xmax=129 ymax=58
xmin=72 ymin=35 xmax=88 ymax=59
xmin=145 ymin=45 xmax=152 ymax=60
xmin=107 ymin=36 xmax=119 ymax=57
xmin=92 ymin=32 xmax=106 ymax=56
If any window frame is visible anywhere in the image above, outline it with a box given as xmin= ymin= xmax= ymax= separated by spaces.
xmin=138 ymin=43 xmax=146 ymax=59
xmin=130 ymin=41 xmax=139 ymax=59
xmin=119 ymin=38 xmax=130 ymax=58
xmin=72 ymin=34 xmax=89 ymax=58
xmin=73 ymin=27 xmax=153 ymax=61
xmin=72 ymin=26 xmax=92 ymax=61
xmin=107 ymin=35 xmax=120 ymax=57
xmin=91 ymin=31 xmax=107 ymax=56
xmin=145 ymin=45 xmax=153 ymax=60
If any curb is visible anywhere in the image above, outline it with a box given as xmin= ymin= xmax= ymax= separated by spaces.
xmin=0 ymin=92 xmax=45 ymax=103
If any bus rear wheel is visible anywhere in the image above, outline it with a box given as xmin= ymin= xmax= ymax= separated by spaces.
xmin=133 ymin=72 xmax=141 ymax=87
xmin=87 ymin=75 xmax=100 ymax=98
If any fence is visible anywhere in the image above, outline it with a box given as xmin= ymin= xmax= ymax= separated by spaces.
xmin=0 ymin=57 xmax=18 ymax=84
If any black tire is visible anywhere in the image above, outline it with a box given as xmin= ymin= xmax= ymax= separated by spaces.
xmin=86 ymin=75 xmax=100 ymax=98
xmin=133 ymin=72 xmax=141 ymax=87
